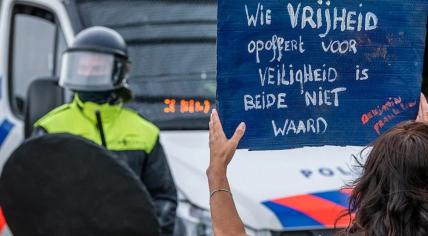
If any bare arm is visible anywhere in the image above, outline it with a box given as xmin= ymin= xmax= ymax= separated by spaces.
xmin=207 ymin=110 xmax=247 ymax=236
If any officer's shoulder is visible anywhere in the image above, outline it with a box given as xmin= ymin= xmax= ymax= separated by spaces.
xmin=120 ymin=108 xmax=160 ymax=135
xmin=34 ymin=103 xmax=73 ymax=126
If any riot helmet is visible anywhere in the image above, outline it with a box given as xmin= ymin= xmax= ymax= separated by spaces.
xmin=59 ymin=26 xmax=132 ymax=101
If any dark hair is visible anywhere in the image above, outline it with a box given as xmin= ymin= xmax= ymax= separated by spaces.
xmin=341 ymin=121 xmax=428 ymax=236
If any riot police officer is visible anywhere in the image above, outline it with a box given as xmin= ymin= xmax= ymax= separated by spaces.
xmin=33 ymin=26 xmax=177 ymax=236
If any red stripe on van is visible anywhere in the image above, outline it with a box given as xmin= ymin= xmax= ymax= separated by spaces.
xmin=272 ymin=194 xmax=349 ymax=227
xmin=0 ymin=208 xmax=6 ymax=232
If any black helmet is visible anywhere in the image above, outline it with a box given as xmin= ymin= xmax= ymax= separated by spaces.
xmin=59 ymin=26 xmax=132 ymax=101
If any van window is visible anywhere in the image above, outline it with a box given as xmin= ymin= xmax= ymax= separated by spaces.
xmin=55 ymin=29 xmax=67 ymax=76
xmin=10 ymin=5 xmax=66 ymax=118
xmin=75 ymin=0 xmax=217 ymax=130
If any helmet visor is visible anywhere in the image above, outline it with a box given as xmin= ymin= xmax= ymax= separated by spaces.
xmin=60 ymin=51 xmax=119 ymax=91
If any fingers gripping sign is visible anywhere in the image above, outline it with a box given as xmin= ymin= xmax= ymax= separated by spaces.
xmin=417 ymin=93 xmax=428 ymax=122
xmin=209 ymin=109 xmax=246 ymax=171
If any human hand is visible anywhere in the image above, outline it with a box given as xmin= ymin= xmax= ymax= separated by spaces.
xmin=417 ymin=93 xmax=428 ymax=122
xmin=207 ymin=110 xmax=246 ymax=176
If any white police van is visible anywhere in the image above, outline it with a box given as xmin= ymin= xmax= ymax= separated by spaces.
xmin=2 ymin=0 xmax=421 ymax=235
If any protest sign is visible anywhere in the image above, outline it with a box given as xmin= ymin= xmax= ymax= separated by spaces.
xmin=217 ymin=0 xmax=428 ymax=150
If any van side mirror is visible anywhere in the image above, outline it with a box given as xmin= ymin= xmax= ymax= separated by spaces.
xmin=24 ymin=78 xmax=64 ymax=138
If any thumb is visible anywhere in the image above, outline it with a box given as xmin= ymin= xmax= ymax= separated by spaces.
xmin=421 ymin=94 xmax=428 ymax=121
xmin=416 ymin=93 xmax=428 ymax=122
xmin=230 ymin=122 xmax=246 ymax=147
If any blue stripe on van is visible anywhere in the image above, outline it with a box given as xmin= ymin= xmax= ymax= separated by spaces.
xmin=262 ymin=201 xmax=323 ymax=229
xmin=312 ymin=190 xmax=351 ymax=209
xmin=0 ymin=119 xmax=14 ymax=148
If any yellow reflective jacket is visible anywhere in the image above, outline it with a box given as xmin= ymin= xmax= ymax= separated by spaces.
xmin=34 ymin=95 xmax=177 ymax=236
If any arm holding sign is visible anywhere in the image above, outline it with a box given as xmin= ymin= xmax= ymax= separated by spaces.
xmin=207 ymin=110 xmax=247 ymax=236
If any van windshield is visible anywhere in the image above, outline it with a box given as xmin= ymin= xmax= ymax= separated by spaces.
xmin=73 ymin=0 xmax=217 ymax=130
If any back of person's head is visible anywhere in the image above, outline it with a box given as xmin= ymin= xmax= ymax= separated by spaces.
xmin=344 ymin=121 xmax=428 ymax=236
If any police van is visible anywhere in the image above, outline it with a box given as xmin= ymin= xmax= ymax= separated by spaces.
xmin=0 ymin=0 xmax=426 ymax=235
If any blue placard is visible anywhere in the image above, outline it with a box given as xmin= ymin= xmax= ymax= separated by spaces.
xmin=217 ymin=0 xmax=428 ymax=150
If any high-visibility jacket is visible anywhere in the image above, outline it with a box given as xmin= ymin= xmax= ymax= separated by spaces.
xmin=34 ymin=95 xmax=177 ymax=236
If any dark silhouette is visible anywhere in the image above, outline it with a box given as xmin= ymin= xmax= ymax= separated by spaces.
xmin=0 ymin=134 xmax=160 ymax=236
